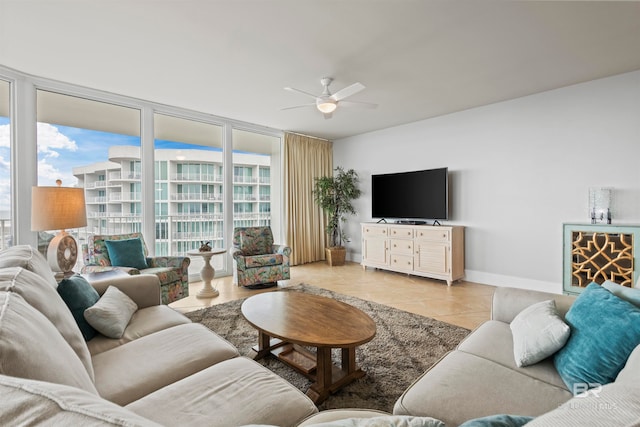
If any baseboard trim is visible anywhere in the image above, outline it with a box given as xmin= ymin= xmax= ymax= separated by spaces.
xmin=464 ymin=270 xmax=562 ymax=294
xmin=349 ymin=253 xmax=562 ymax=294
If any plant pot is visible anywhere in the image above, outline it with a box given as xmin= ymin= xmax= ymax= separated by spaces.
xmin=325 ymin=247 xmax=346 ymax=266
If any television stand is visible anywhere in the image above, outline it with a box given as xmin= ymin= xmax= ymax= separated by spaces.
xmin=361 ymin=222 xmax=465 ymax=286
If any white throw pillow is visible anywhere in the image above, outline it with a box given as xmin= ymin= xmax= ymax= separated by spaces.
xmin=510 ymin=299 xmax=570 ymax=367
xmin=84 ymin=286 xmax=138 ymax=339
xmin=307 ymin=416 xmax=445 ymax=427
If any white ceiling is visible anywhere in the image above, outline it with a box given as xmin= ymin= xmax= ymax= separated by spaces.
xmin=1 ymin=1 xmax=640 ymax=140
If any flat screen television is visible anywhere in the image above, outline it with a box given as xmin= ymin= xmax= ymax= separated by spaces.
xmin=372 ymin=167 xmax=448 ymax=221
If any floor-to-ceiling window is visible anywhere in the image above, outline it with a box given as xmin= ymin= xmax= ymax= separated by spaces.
xmin=36 ymin=90 xmax=141 ymax=262
xmin=0 ymin=80 xmax=11 ymax=249
xmin=1 ymin=65 xmax=284 ymax=279
xmin=232 ymin=129 xmax=281 ymax=239
xmin=154 ymin=113 xmax=224 ymax=274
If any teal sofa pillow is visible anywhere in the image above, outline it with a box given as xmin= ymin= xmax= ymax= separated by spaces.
xmin=554 ymin=282 xmax=640 ymax=393
xmin=458 ymin=414 xmax=534 ymax=427
xmin=104 ymin=238 xmax=148 ymax=270
xmin=57 ymin=275 xmax=100 ymax=341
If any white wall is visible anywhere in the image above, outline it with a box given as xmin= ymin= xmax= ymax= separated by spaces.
xmin=334 ymin=70 xmax=640 ymax=293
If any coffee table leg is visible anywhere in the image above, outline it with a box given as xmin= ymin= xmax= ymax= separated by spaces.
xmin=307 ymin=346 xmax=332 ymax=404
xmin=342 ymin=347 xmax=356 ymax=374
xmin=253 ymin=330 xmax=272 ymax=360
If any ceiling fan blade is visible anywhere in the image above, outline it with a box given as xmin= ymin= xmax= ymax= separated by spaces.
xmin=331 ymin=82 xmax=365 ymax=101
xmin=338 ymin=100 xmax=378 ymax=109
xmin=281 ymin=103 xmax=315 ymax=111
xmin=284 ymin=87 xmax=318 ymax=100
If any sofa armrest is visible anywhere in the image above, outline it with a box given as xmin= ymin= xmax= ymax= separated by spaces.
xmin=146 ymin=256 xmax=190 ymax=272
xmin=273 ymin=244 xmax=292 ymax=258
xmin=90 ymin=274 xmax=162 ymax=309
xmin=491 ymin=287 xmax=576 ymax=323
xmin=229 ymin=248 xmax=246 ymax=269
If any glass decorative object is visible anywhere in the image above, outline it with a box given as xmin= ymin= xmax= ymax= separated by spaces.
xmin=589 ymin=187 xmax=612 ymax=224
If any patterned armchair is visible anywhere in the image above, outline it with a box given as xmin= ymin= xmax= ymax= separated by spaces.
xmin=230 ymin=226 xmax=291 ymax=288
xmin=81 ymin=232 xmax=190 ymax=304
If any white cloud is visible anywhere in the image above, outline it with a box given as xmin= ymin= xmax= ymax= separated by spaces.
xmin=0 ymin=123 xmax=78 ymax=155
xmin=37 ymin=123 xmax=78 ymax=157
xmin=37 ymin=159 xmax=77 ymax=186
xmin=0 ymin=124 xmax=9 ymax=148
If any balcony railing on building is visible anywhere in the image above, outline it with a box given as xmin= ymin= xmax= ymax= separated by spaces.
xmin=172 ymin=173 xmax=223 ymax=182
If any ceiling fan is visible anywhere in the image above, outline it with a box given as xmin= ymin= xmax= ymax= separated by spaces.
xmin=282 ymin=77 xmax=377 ymax=119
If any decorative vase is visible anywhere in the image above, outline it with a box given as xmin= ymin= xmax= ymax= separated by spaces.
xmin=325 ymin=247 xmax=346 ymax=267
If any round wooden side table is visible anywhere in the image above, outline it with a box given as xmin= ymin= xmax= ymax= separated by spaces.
xmin=187 ymin=249 xmax=227 ymax=298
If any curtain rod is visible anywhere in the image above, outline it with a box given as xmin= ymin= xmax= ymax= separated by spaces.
xmin=285 ymin=131 xmax=331 ymax=142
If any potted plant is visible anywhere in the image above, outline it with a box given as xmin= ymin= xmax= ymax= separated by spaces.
xmin=313 ymin=167 xmax=362 ymax=266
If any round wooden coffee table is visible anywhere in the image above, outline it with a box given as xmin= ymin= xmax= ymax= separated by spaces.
xmin=241 ymin=291 xmax=376 ymax=404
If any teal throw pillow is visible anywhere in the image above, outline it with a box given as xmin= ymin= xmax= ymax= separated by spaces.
xmin=553 ymin=282 xmax=640 ymax=393
xmin=602 ymin=280 xmax=640 ymax=307
xmin=57 ymin=275 xmax=100 ymax=341
xmin=104 ymin=238 xmax=148 ymax=270
xmin=458 ymin=414 xmax=534 ymax=427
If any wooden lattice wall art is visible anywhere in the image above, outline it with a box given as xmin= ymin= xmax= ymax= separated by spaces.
xmin=571 ymin=231 xmax=634 ymax=287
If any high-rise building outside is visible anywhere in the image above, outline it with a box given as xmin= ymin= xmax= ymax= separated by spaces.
xmin=73 ymin=145 xmax=271 ymax=257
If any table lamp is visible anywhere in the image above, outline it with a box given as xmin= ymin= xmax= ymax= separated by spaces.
xmin=31 ymin=182 xmax=87 ymax=273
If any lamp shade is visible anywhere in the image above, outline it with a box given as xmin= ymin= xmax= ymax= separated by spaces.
xmin=31 ymin=186 xmax=87 ymax=231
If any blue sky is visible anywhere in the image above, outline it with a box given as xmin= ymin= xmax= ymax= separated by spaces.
xmin=0 ymin=117 xmax=222 ymax=211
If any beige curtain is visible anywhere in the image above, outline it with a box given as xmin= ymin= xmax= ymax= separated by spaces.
xmin=283 ymin=132 xmax=333 ymax=266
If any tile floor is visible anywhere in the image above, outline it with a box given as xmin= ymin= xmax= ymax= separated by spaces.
xmin=170 ymin=261 xmax=494 ymax=330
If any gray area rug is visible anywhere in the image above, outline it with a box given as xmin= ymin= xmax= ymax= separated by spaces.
xmin=185 ymin=284 xmax=470 ymax=413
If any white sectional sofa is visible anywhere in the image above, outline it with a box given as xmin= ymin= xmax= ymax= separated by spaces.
xmin=0 ymin=245 xmax=318 ymax=426
xmin=391 ymin=286 xmax=640 ymax=426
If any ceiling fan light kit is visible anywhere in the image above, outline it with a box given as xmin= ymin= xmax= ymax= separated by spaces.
xmin=316 ymin=99 xmax=337 ymax=114
xmin=283 ymin=77 xmax=377 ymax=118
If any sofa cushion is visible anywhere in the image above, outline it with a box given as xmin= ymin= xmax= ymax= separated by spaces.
xmin=92 ymin=323 xmax=239 ymax=405
xmin=602 ymin=280 xmax=640 ymax=307
xmin=526 ymin=382 xmax=640 ymax=427
xmin=88 ymin=232 xmax=148 ymax=267
xmin=553 ymin=283 xmax=640 ymax=393
xmin=510 ymin=300 xmax=570 ymax=367
xmin=105 ymin=238 xmax=148 ymax=270
xmin=0 ymin=292 xmax=98 ymax=394
xmin=57 ymin=274 xmax=101 ymax=341
xmin=238 ymin=227 xmax=273 ymax=256
xmin=616 ymin=343 xmax=640 ymax=385
xmin=84 ymin=286 xmax=138 ymax=339
xmin=306 ymin=416 xmax=445 ymax=427
xmin=298 ymin=409 xmax=392 ymax=426
xmin=126 ymin=357 xmax=318 ymax=427
xmin=457 ymin=320 xmax=568 ymax=389
xmin=0 ymin=374 xmax=161 ymax=426
xmin=393 ymin=350 xmax=572 ymax=427
xmin=0 ymin=245 xmax=59 ymax=289
xmin=245 ymin=253 xmax=283 ymax=268
xmin=0 ymin=267 xmax=95 ymax=381
xmin=458 ymin=414 xmax=534 ymax=427
xmin=87 ymin=305 xmax=191 ymax=355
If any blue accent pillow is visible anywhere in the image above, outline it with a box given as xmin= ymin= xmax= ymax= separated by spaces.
xmin=458 ymin=414 xmax=534 ymax=427
xmin=554 ymin=282 xmax=640 ymax=393
xmin=57 ymin=274 xmax=100 ymax=341
xmin=104 ymin=238 xmax=148 ymax=270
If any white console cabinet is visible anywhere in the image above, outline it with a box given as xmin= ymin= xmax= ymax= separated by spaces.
xmin=361 ymin=223 xmax=465 ymax=285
